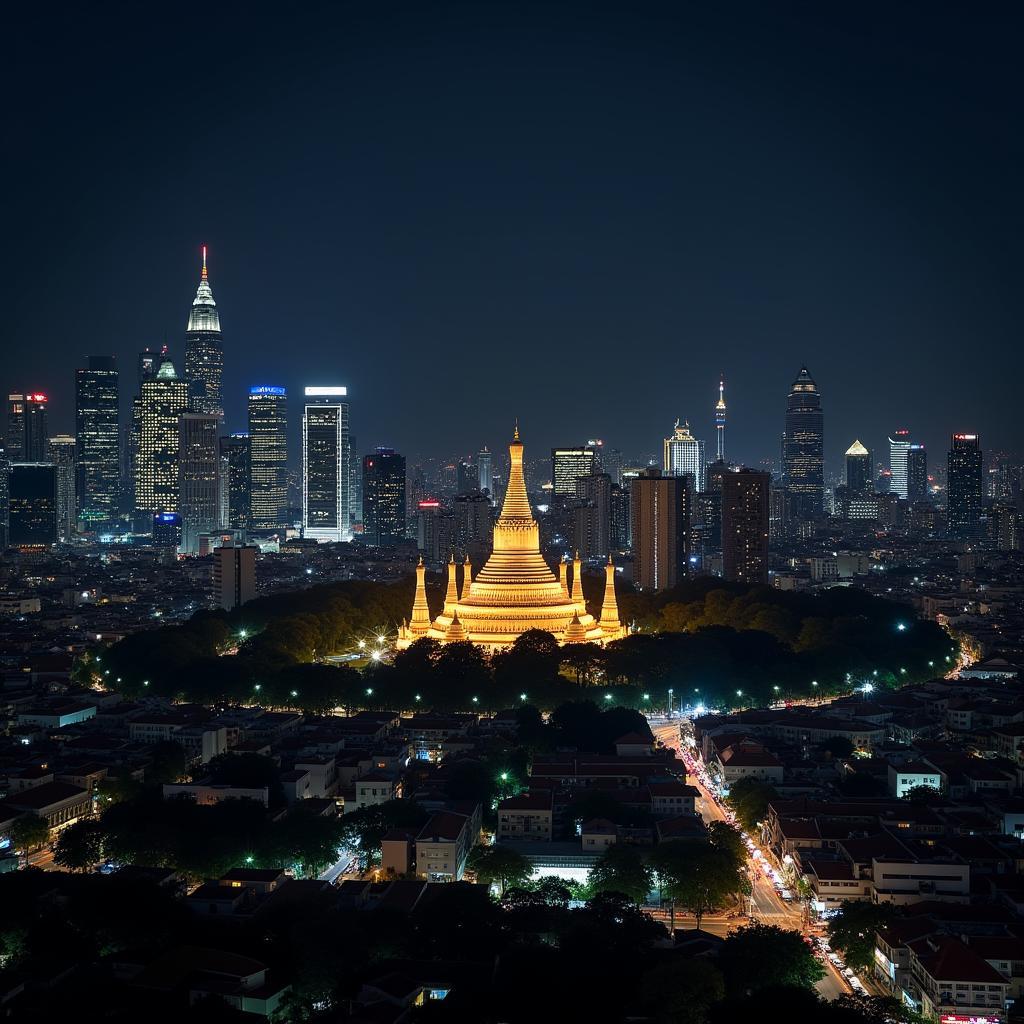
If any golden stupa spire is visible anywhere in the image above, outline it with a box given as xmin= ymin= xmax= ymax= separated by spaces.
xmin=410 ymin=556 xmax=431 ymax=636
xmin=570 ymin=550 xmax=583 ymax=605
xmin=444 ymin=552 xmax=459 ymax=613
xmin=461 ymin=554 xmax=472 ymax=600
xmin=558 ymin=556 xmax=570 ymax=600
xmin=599 ymin=553 xmax=622 ymax=638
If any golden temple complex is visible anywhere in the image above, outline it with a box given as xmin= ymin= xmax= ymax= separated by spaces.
xmin=397 ymin=426 xmax=627 ymax=652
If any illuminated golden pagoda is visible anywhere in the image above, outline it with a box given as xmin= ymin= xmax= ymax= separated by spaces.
xmin=397 ymin=426 xmax=626 ymax=651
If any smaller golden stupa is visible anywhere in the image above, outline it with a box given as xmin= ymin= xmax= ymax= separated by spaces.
xmin=397 ymin=426 xmax=625 ymax=652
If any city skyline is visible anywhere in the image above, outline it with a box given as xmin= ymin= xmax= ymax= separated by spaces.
xmin=4 ymin=5 xmax=1021 ymax=469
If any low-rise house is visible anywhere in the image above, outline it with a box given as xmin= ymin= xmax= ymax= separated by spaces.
xmin=354 ymin=771 xmax=401 ymax=809
xmin=416 ymin=811 xmax=472 ymax=882
xmin=1 ymin=781 xmax=91 ymax=831
xmin=888 ymin=760 xmax=943 ymax=798
xmin=497 ymin=791 xmax=553 ymax=842
xmin=906 ymin=936 xmax=1010 ymax=1021
xmin=648 ymin=780 xmax=698 ymax=818
xmin=715 ymin=741 xmax=784 ymax=788
xmin=581 ymin=818 xmax=617 ymax=851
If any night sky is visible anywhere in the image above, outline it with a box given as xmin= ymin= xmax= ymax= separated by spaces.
xmin=5 ymin=2 xmax=1022 ymax=474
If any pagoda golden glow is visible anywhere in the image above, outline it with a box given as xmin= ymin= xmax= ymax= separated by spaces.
xmin=397 ymin=426 xmax=625 ymax=651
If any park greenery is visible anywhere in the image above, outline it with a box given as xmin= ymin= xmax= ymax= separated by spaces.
xmin=725 ymin=775 xmax=779 ymax=831
xmin=87 ymin=576 xmax=954 ymax=715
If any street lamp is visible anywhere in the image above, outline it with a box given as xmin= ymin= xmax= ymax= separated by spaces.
xmin=811 ymin=681 xmax=818 ymax=688
xmin=371 ymin=650 xmax=381 ymax=662
xmin=254 ymin=683 xmax=262 ymax=692
xmin=604 ymin=693 xmax=613 ymax=702
xmin=365 ymin=687 xmax=374 ymax=697
xmin=414 ymin=694 xmax=421 ymax=702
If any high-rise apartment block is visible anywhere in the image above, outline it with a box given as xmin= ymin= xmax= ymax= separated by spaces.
xmin=722 ymin=468 xmax=770 ymax=585
xmin=948 ymin=433 xmax=983 ymax=537
xmin=552 ymin=446 xmax=598 ymax=496
xmin=9 ymin=463 xmax=57 ymax=547
xmin=302 ymin=387 xmax=350 ymax=542
xmin=213 ymin=544 xmax=257 ymax=610
xmin=363 ymin=448 xmax=406 ymax=546
xmin=630 ymin=467 xmax=690 ymax=592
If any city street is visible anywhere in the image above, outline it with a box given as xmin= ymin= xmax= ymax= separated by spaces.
xmin=651 ymin=719 xmax=852 ymax=1001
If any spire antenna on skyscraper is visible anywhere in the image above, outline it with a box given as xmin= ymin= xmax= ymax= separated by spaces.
xmin=201 ymin=245 xmax=208 ymax=281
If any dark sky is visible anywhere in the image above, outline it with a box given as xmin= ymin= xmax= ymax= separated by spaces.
xmin=5 ymin=2 xmax=1022 ymax=475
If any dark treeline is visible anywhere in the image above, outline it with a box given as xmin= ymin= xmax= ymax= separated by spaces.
xmin=89 ymin=578 xmax=953 ymax=713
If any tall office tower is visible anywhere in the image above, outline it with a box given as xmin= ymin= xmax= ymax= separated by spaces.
xmin=9 ymin=463 xmax=57 ymax=547
xmin=220 ymin=433 xmax=250 ymax=529
xmin=134 ymin=358 xmax=189 ymax=517
xmin=769 ymin=484 xmax=789 ymax=542
xmin=573 ymin=472 xmax=612 ymax=560
xmin=782 ymin=366 xmax=824 ymax=520
xmin=888 ymin=429 xmax=913 ymax=499
xmin=844 ymin=440 xmax=872 ymax=497
xmin=152 ymin=511 xmax=183 ymax=549
xmin=183 ymin=247 xmax=224 ymax=418
xmin=138 ymin=348 xmax=161 ymax=388
xmin=301 ymin=386 xmax=350 ymax=541
xmin=6 ymin=394 xmax=25 ymax=460
xmin=248 ymin=386 xmax=288 ymax=529
xmin=46 ymin=435 xmax=77 ymax=541
xmin=663 ymin=420 xmax=706 ymax=492
xmin=348 ymin=434 xmax=362 ymax=526
xmin=601 ymin=447 xmax=624 ymax=487
xmin=610 ymin=482 xmax=630 ymax=550
xmin=457 ymin=460 xmax=479 ymax=494
xmin=363 ymin=447 xmax=406 ymax=546
xmin=75 ymin=356 xmax=119 ymax=525
xmin=455 ymin=491 xmax=494 ymax=557
xmin=551 ymin=446 xmax=598 ymax=496
xmin=212 ymin=543 xmax=257 ymax=610
xmin=722 ymin=468 xmax=770 ymax=585
xmin=715 ymin=375 xmax=727 ymax=462
xmin=21 ymin=394 xmax=49 ymax=461
xmin=907 ymin=444 xmax=928 ymax=502
xmin=0 ymin=447 xmax=8 ymax=548
xmin=948 ymin=433 xmax=983 ymax=537
xmin=177 ymin=413 xmax=220 ymax=553
xmin=476 ymin=447 xmax=493 ymax=497
xmin=415 ymin=499 xmax=443 ymax=562
xmin=630 ymin=467 xmax=690 ymax=592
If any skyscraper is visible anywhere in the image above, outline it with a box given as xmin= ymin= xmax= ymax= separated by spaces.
xmin=302 ymin=386 xmax=350 ymax=542
xmin=46 ymin=435 xmax=77 ymax=541
xmin=888 ymin=430 xmax=913 ymax=499
xmin=477 ymin=447 xmax=493 ymax=497
xmin=9 ymin=463 xmax=57 ymax=547
xmin=221 ymin=433 xmax=250 ymax=529
xmin=715 ymin=376 xmax=727 ymax=462
xmin=630 ymin=467 xmax=690 ymax=592
xmin=907 ymin=444 xmax=928 ymax=503
xmin=457 ymin=460 xmax=479 ymax=494
xmin=948 ymin=433 xmax=983 ymax=537
xmin=248 ymin=386 xmax=288 ymax=529
xmin=663 ymin=420 xmax=706 ymax=492
xmin=183 ymin=247 xmax=224 ymax=419
xmin=782 ymin=366 xmax=824 ymax=520
xmin=75 ymin=355 xmax=120 ymax=525
xmin=844 ymin=440 xmax=872 ymax=497
xmin=6 ymin=394 xmax=25 ymax=460
xmin=573 ymin=472 xmax=612 ymax=560
xmin=363 ymin=447 xmax=406 ymax=546
xmin=134 ymin=358 xmax=189 ymax=518
xmin=722 ymin=468 xmax=770 ymax=585
xmin=0 ymin=446 xmax=9 ymax=549
xmin=7 ymin=394 xmax=50 ymax=463
xmin=178 ymin=413 xmax=220 ymax=553
xmin=551 ymin=446 xmax=598 ymax=496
